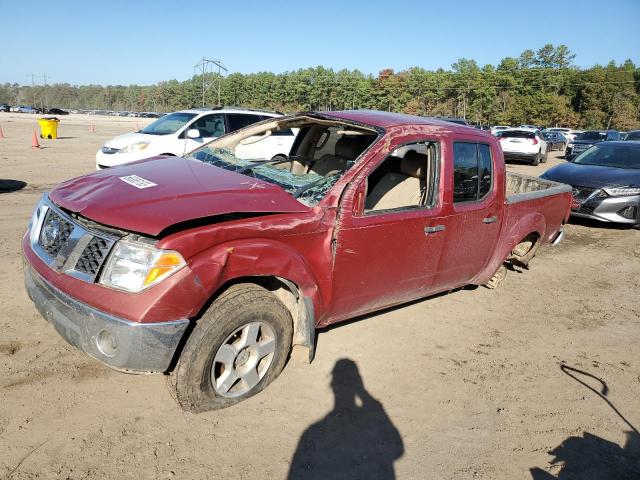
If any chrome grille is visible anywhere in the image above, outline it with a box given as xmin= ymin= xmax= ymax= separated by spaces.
xmin=74 ymin=237 xmax=111 ymax=276
xmin=30 ymin=195 xmax=119 ymax=283
xmin=39 ymin=209 xmax=73 ymax=257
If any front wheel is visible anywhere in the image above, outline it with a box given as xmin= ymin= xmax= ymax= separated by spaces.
xmin=169 ymin=284 xmax=293 ymax=412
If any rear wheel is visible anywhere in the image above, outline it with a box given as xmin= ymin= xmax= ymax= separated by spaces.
xmin=484 ymin=265 xmax=508 ymax=289
xmin=531 ymin=151 xmax=541 ymax=166
xmin=541 ymin=149 xmax=548 ymax=163
xmin=169 ymin=284 xmax=293 ymax=412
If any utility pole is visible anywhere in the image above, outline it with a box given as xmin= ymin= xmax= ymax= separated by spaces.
xmin=194 ymin=57 xmax=228 ymax=107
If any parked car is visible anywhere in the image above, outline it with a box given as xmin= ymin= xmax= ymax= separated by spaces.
xmin=0 ymin=103 xmax=11 ymax=112
xmin=565 ymin=130 xmax=622 ymax=160
xmin=543 ymin=131 xmax=567 ymax=151
xmin=519 ymin=124 xmax=542 ymax=130
xmin=15 ymin=105 xmax=41 ymax=114
xmin=45 ymin=108 xmax=69 ymax=115
xmin=545 ymin=127 xmax=576 ymax=143
xmin=625 ymin=130 xmax=640 ymax=141
xmin=490 ymin=125 xmax=510 ymax=135
xmin=541 ymin=141 xmax=640 ymax=225
xmin=95 ymin=107 xmax=297 ymax=169
xmin=23 ymin=110 xmax=572 ymax=412
xmin=497 ymin=128 xmax=548 ymax=165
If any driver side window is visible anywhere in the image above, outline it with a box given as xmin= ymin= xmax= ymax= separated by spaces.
xmin=362 ymin=141 xmax=439 ymax=214
xmin=192 ymin=114 xmax=225 ymax=138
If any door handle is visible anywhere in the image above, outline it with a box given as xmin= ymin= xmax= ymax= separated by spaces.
xmin=483 ymin=216 xmax=498 ymax=224
xmin=425 ymin=224 xmax=445 ymax=234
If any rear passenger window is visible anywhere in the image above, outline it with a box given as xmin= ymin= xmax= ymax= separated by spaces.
xmin=226 ymin=114 xmax=263 ymax=132
xmin=453 ymin=142 xmax=493 ymax=203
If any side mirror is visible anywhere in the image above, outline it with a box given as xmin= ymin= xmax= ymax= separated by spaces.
xmin=186 ymin=128 xmax=201 ymax=139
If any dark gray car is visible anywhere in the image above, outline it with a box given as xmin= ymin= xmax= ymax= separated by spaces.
xmin=540 ymin=141 xmax=640 ymax=226
xmin=565 ymin=130 xmax=622 ymax=160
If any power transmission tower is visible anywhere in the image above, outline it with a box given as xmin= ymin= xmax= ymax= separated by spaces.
xmin=26 ymin=73 xmax=51 ymax=109
xmin=194 ymin=57 xmax=228 ymax=107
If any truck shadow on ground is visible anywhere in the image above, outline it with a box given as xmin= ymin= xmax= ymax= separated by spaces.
xmin=288 ymin=358 xmax=404 ymax=480
xmin=529 ymin=365 xmax=640 ymax=479
xmin=0 ymin=179 xmax=27 ymax=193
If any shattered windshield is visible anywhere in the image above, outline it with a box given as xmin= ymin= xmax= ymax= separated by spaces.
xmin=188 ymin=116 xmax=379 ymax=206
xmin=190 ymin=147 xmax=344 ymax=205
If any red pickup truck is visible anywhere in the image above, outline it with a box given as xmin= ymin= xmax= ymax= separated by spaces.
xmin=23 ymin=111 xmax=572 ymax=412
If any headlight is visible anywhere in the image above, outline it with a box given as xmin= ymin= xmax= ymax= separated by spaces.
xmin=119 ymin=141 xmax=150 ymax=153
xmin=604 ymin=186 xmax=640 ymax=196
xmin=100 ymin=241 xmax=186 ymax=292
xmin=28 ymin=196 xmax=48 ymax=244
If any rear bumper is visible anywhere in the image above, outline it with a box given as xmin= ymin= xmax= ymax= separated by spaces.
xmin=503 ymin=152 xmax=538 ymax=163
xmin=24 ymin=265 xmax=189 ymax=373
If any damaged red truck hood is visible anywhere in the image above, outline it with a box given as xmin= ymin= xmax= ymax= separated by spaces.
xmin=49 ymin=156 xmax=310 ymax=236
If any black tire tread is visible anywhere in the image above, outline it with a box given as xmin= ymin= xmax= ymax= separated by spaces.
xmin=170 ymin=283 xmax=292 ymax=412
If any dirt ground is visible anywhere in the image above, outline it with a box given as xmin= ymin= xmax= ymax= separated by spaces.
xmin=1 ymin=113 xmax=638 ymax=479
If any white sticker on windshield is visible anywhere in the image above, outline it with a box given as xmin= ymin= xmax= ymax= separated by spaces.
xmin=119 ymin=175 xmax=157 ymax=189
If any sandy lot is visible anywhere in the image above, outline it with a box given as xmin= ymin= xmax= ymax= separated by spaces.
xmin=1 ymin=113 xmax=638 ymax=479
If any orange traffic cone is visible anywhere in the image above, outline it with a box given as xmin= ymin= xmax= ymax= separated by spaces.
xmin=0 ymin=126 xmax=4 ymax=138
xmin=31 ymin=130 xmax=41 ymax=149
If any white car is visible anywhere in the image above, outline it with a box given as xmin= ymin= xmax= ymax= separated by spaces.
xmin=95 ymin=108 xmax=297 ymax=169
xmin=497 ymin=128 xmax=548 ymax=165
xmin=546 ymin=127 xmax=577 ymax=143
xmin=490 ymin=125 xmax=510 ymax=135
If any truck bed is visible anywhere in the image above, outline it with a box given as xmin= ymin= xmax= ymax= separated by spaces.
xmin=505 ymin=172 xmax=571 ymax=204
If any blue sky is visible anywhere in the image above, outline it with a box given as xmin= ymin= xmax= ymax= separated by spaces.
xmin=1 ymin=0 xmax=638 ymax=86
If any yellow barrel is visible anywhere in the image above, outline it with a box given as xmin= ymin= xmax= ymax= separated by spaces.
xmin=38 ymin=117 xmax=60 ymax=139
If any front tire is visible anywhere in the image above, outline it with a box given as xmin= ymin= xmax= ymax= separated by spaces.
xmin=169 ymin=284 xmax=293 ymax=412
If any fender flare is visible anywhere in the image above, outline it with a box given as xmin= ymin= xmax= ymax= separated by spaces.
xmin=474 ymin=211 xmax=546 ymax=284
xmin=188 ymin=239 xmax=324 ymax=362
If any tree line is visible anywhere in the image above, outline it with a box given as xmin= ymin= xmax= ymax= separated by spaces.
xmin=1 ymin=44 xmax=638 ymax=129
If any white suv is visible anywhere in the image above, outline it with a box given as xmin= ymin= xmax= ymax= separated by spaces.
xmin=497 ymin=128 xmax=548 ymax=165
xmin=95 ymin=108 xmax=297 ymax=169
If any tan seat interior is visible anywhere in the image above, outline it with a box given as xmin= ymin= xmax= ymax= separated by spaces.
xmin=309 ymin=136 xmax=370 ymax=177
xmin=365 ymin=151 xmax=427 ymax=211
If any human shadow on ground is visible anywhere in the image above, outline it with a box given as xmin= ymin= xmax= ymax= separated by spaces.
xmin=0 ymin=179 xmax=26 ymax=193
xmin=288 ymin=359 xmax=404 ymax=480
xmin=529 ymin=364 xmax=640 ymax=479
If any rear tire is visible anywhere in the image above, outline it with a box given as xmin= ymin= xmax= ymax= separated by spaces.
xmin=531 ymin=151 xmax=541 ymax=166
xmin=541 ymin=150 xmax=548 ymax=163
xmin=484 ymin=265 xmax=508 ymax=289
xmin=169 ymin=284 xmax=293 ymax=412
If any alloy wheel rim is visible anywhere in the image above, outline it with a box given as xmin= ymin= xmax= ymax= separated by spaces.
xmin=211 ymin=321 xmax=276 ymax=398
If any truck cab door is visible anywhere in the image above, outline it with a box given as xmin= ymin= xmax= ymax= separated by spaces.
xmin=328 ymin=139 xmax=450 ymax=322
xmin=435 ymin=141 xmax=502 ymax=289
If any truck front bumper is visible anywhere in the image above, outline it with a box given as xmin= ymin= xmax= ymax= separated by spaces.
xmin=24 ymin=265 xmax=190 ymax=374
